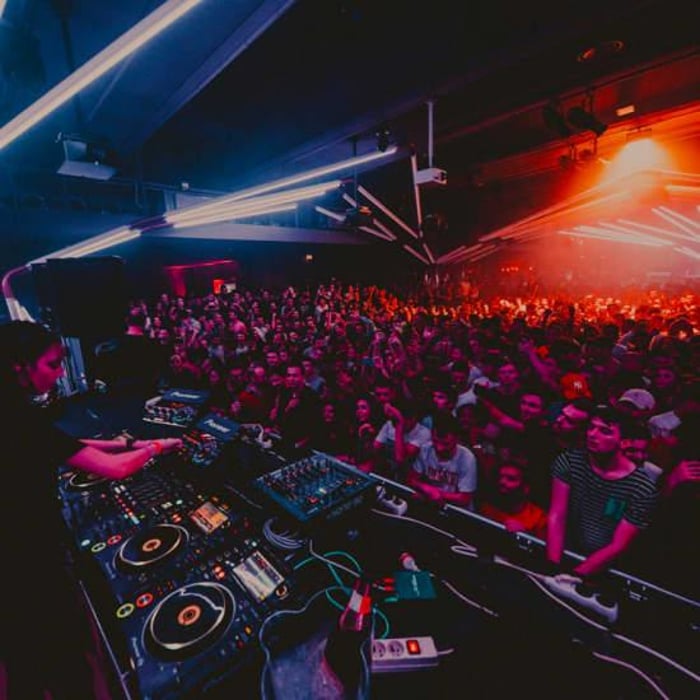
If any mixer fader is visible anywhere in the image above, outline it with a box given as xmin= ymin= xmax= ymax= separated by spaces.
xmin=253 ymin=452 xmax=374 ymax=523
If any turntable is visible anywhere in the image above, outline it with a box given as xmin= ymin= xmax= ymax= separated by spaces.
xmin=143 ymin=581 xmax=236 ymax=661
xmin=116 ymin=524 xmax=190 ymax=572
xmin=67 ymin=471 xmax=108 ymax=490
xmin=111 ymin=541 xmax=293 ymax=699
xmin=58 ymin=469 xmax=113 ymax=537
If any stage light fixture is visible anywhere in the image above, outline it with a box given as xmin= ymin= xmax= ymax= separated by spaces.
xmin=567 ymin=106 xmax=608 ymax=137
xmin=164 ymin=147 xmax=396 ymax=224
xmin=172 ymin=203 xmax=297 ymax=229
xmin=167 ymin=180 xmax=340 ymax=225
xmin=543 ymin=103 xmax=572 ymax=138
xmin=0 ymin=0 xmax=203 ymax=150
xmin=375 ymin=126 xmax=391 ymax=152
xmin=345 ymin=205 xmax=373 ymax=227
xmin=30 ymin=226 xmax=140 ymax=262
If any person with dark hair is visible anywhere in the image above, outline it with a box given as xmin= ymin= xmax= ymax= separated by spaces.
xmin=648 ymin=378 xmax=700 ymax=439
xmin=0 ymin=321 xmax=182 ymax=699
xmin=620 ymin=421 xmax=662 ymax=481
xmin=629 ymin=414 xmax=700 ymax=596
xmin=346 ymin=394 xmax=382 ymax=472
xmin=373 ymin=396 xmax=431 ymax=480
xmin=480 ymin=461 xmax=548 ymax=538
xmin=313 ymin=400 xmax=352 ymax=458
xmin=93 ymin=304 xmax=168 ymax=394
xmin=269 ymin=361 xmax=322 ymax=451
xmin=419 ymin=381 xmax=457 ymax=429
xmin=408 ymin=413 xmax=477 ymax=508
xmin=546 ymin=405 xmax=658 ymax=578
xmin=550 ymin=397 xmax=595 ymax=452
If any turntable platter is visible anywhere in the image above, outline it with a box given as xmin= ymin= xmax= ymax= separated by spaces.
xmin=116 ymin=523 xmax=189 ymax=571
xmin=67 ymin=471 xmax=107 ymax=490
xmin=143 ymin=582 xmax=236 ymax=660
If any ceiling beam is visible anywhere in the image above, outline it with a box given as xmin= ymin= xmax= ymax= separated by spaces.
xmin=144 ymin=221 xmax=368 ymax=245
xmin=120 ymin=0 xmax=296 ymax=152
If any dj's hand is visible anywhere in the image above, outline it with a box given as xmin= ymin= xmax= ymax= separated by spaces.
xmin=158 ymin=438 xmax=183 ymax=454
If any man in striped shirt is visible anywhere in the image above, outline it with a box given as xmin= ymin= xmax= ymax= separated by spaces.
xmin=546 ymin=405 xmax=658 ymax=578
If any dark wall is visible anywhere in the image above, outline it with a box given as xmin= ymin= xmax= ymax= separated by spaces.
xmin=126 ymin=238 xmax=420 ymax=300
xmin=5 ymin=227 xmax=422 ymax=321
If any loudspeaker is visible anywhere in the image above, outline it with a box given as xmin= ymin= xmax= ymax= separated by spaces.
xmin=32 ymin=257 xmax=128 ymax=340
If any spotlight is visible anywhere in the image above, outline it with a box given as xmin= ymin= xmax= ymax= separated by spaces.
xmin=542 ymin=103 xmax=572 ymax=138
xmin=567 ymin=106 xmax=608 ymax=137
xmin=375 ymin=126 xmax=391 ymax=152
xmin=345 ymin=205 xmax=373 ymax=227
xmin=421 ymin=212 xmax=446 ymax=236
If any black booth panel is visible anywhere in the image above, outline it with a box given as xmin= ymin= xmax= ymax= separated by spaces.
xmin=33 ymin=256 xmax=128 ymax=340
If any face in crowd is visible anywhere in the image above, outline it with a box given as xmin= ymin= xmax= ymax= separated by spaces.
xmin=374 ymin=385 xmax=394 ymax=406
xmin=285 ymin=365 xmax=305 ymax=392
xmin=621 ymin=437 xmax=649 ymax=467
xmin=496 ymin=464 xmax=527 ymax=498
xmin=356 ymin=399 xmax=372 ymax=424
xmin=322 ymin=403 xmax=336 ymax=423
xmin=519 ymin=393 xmax=544 ymax=423
xmin=432 ymin=429 xmax=458 ymax=461
xmin=432 ymin=389 xmax=453 ymax=413
xmin=586 ymin=416 xmax=623 ymax=456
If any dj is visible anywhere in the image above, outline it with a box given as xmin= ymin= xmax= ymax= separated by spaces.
xmin=0 ymin=321 xmax=182 ymax=699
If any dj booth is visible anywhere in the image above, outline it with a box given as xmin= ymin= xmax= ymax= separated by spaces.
xmin=54 ymin=390 xmax=699 ymax=700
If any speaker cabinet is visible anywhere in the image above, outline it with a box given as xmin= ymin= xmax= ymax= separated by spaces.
xmin=32 ymin=257 xmax=128 ymax=340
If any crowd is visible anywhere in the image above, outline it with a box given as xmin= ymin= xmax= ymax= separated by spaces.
xmin=107 ymin=279 xmax=699 ymax=596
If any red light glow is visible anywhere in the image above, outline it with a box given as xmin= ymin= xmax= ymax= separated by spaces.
xmin=603 ymin=139 xmax=672 ymax=182
xmin=407 ymin=640 xmax=421 ymax=654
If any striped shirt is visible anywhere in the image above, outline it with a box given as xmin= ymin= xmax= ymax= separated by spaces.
xmin=551 ymin=449 xmax=658 ymax=555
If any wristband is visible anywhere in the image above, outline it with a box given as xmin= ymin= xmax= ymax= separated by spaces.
xmin=125 ymin=436 xmax=136 ymax=450
xmin=148 ymin=441 xmax=163 ymax=457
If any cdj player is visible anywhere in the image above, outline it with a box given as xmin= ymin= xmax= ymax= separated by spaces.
xmin=142 ymin=388 xmax=209 ymax=428
xmin=58 ymin=459 xmax=303 ymax=700
xmin=178 ymin=412 xmax=240 ymax=468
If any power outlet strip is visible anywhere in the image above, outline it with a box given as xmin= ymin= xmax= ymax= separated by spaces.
xmin=371 ymin=636 xmax=439 ymax=673
xmin=375 ymin=487 xmax=408 ymax=515
xmin=542 ymin=576 xmax=619 ymax=625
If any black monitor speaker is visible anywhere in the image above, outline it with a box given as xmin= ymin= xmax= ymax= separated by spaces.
xmin=32 ymin=256 xmax=128 ymax=340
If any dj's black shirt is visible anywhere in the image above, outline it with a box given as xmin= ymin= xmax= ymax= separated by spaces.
xmin=93 ymin=333 xmax=168 ymax=394
xmin=1 ymin=394 xmax=94 ymax=699
xmin=1 ymin=396 xmax=82 ymax=568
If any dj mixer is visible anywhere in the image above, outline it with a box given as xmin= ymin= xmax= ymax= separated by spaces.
xmin=252 ymin=452 xmax=375 ymax=523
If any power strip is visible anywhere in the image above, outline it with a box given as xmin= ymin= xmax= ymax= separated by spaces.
xmin=375 ymin=486 xmax=408 ymax=515
xmin=371 ymin=636 xmax=439 ymax=673
xmin=542 ymin=575 xmax=619 ymax=625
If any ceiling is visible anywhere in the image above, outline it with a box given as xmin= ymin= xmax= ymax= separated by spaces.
xmin=1 ymin=0 xmax=699 ymax=265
